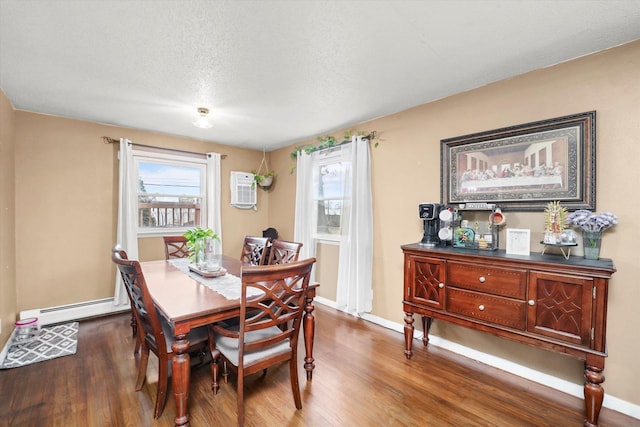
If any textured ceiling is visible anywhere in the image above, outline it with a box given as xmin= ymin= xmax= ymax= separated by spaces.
xmin=1 ymin=0 xmax=640 ymax=151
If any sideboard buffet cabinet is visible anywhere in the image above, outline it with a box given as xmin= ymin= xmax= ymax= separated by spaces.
xmin=401 ymin=243 xmax=616 ymax=427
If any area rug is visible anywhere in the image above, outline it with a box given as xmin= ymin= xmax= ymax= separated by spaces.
xmin=1 ymin=322 xmax=78 ymax=369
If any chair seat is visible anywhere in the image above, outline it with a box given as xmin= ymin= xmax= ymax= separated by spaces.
xmin=215 ymin=326 xmax=290 ymax=367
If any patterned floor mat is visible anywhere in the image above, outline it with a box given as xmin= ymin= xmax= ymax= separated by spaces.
xmin=1 ymin=322 xmax=78 ymax=369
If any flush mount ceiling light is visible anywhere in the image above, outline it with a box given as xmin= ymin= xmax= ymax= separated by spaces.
xmin=193 ymin=107 xmax=213 ymax=129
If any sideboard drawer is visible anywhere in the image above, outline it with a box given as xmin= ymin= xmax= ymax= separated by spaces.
xmin=447 ymin=261 xmax=527 ymax=299
xmin=446 ymin=288 xmax=527 ymax=330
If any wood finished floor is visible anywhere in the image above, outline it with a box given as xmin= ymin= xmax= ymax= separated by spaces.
xmin=0 ymin=303 xmax=636 ymax=427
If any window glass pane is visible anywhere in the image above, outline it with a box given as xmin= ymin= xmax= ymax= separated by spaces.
xmin=313 ymin=160 xmax=348 ymax=236
xmin=316 ymin=199 xmax=343 ymax=235
xmin=137 ymin=160 xmax=204 ymax=230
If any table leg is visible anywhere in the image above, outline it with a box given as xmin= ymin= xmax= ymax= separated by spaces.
xmin=583 ymin=359 xmax=605 ymax=427
xmin=303 ymin=294 xmax=316 ymax=380
xmin=404 ymin=312 xmax=414 ymax=359
xmin=171 ymin=334 xmax=191 ymax=427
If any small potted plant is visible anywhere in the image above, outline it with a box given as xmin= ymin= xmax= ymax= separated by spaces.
xmin=252 ymin=170 xmax=275 ymax=188
xmin=183 ymin=227 xmax=220 ymax=265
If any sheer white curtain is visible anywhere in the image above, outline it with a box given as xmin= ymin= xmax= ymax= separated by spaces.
xmin=206 ymin=152 xmax=222 ymax=251
xmin=336 ymin=136 xmax=373 ymax=314
xmin=113 ymin=138 xmax=138 ymax=306
xmin=294 ymin=150 xmax=316 ymax=265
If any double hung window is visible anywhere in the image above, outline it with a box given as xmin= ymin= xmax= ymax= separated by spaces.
xmin=134 ymin=151 xmax=207 ymax=236
xmin=312 ymin=146 xmax=351 ymax=241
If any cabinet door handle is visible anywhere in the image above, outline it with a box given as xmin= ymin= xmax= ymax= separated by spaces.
xmin=438 ymin=283 xmax=444 ymax=288
xmin=528 ymin=300 xmax=535 ymax=306
xmin=478 ymin=305 xmax=485 ymax=311
xmin=479 ymin=276 xmax=486 ymax=283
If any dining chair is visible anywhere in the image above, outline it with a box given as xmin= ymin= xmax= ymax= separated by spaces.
xmin=209 ymin=258 xmax=316 ymax=427
xmin=266 ymin=239 xmax=303 ymax=265
xmin=111 ymin=245 xmax=209 ymax=419
xmin=240 ymin=236 xmax=271 ymax=265
xmin=163 ymin=235 xmax=189 ymax=260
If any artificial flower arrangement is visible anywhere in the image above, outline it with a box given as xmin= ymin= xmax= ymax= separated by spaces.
xmin=565 ymin=209 xmax=617 ymax=259
xmin=565 ymin=209 xmax=618 ymax=232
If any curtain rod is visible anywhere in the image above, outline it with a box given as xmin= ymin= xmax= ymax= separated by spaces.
xmin=102 ymin=136 xmax=227 ymax=159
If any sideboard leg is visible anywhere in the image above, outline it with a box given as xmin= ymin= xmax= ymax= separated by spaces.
xmin=583 ymin=361 xmax=605 ymax=427
xmin=421 ymin=316 xmax=433 ymax=347
xmin=404 ymin=312 xmax=414 ymax=359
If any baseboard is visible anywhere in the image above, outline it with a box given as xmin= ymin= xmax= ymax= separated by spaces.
xmin=328 ymin=306 xmax=640 ymax=421
xmin=19 ymin=298 xmax=131 ymax=326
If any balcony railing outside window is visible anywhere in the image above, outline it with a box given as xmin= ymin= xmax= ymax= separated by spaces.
xmin=138 ymin=201 xmax=201 ymax=229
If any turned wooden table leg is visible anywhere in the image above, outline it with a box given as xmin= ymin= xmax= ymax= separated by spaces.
xmin=583 ymin=361 xmax=605 ymax=427
xmin=421 ymin=316 xmax=433 ymax=347
xmin=172 ymin=334 xmax=191 ymax=427
xmin=303 ymin=294 xmax=316 ymax=380
xmin=404 ymin=312 xmax=414 ymax=359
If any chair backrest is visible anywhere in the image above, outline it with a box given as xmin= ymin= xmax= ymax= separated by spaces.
xmin=112 ymin=245 xmax=168 ymax=355
xmin=239 ymin=258 xmax=316 ymax=361
xmin=266 ymin=239 xmax=303 ymax=265
xmin=163 ymin=235 xmax=189 ymax=260
xmin=240 ymin=236 xmax=271 ymax=265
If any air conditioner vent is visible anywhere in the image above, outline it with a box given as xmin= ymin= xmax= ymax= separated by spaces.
xmin=230 ymin=171 xmax=256 ymax=209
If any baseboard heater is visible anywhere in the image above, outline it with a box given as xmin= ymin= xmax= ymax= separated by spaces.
xmin=19 ymin=297 xmax=131 ymax=326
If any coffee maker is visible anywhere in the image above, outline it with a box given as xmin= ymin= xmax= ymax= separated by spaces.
xmin=418 ymin=203 xmax=442 ymax=247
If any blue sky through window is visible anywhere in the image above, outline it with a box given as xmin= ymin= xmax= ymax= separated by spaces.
xmin=138 ymin=162 xmax=201 ymax=196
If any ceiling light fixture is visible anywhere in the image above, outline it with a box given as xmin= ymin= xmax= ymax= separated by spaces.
xmin=193 ymin=107 xmax=213 ymax=129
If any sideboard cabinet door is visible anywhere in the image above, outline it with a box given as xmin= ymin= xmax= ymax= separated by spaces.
xmin=527 ymin=271 xmax=593 ymax=346
xmin=405 ymin=255 xmax=445 ymax=310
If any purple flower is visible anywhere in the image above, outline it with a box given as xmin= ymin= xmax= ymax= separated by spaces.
xmin=566 ymin=210 xmax=618 ymax=232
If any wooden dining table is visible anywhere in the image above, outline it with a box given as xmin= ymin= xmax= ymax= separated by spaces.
xmin=140 ymin=255 xmax=319 ymax=427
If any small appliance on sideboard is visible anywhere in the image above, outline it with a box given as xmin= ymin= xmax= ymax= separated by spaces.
xmin=418 ymin=203 xmax=443 ymax=247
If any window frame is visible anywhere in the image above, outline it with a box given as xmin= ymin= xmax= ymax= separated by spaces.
xmin=311 ymin=145 xmax=351 ymax=243
xmin=133 ymin=150 xmax=208 ymax=238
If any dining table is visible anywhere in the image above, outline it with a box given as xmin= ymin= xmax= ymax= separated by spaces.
xmin=140 ymin=255 xmax=319 ymax=427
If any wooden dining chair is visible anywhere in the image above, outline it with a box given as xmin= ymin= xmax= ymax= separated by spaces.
xmin=112 ymin=245 xmax=209 ymax=419
xmin=209 ymin=258 xmax=316 ymax=427
xmin=163 ymin=235 xmax=189 ymax=260
xmin=240 ymin=236 xmax=271 ymax=265
xmin=266 ymin=239 xmax=303 ymax=265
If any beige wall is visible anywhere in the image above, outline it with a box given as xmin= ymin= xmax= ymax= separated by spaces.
xmin=13 ymin=114 xmax=269 ymax=312
xmin=270 ymin=40 xmax=640 ymax=406
xmin=0 ymin=90 xmax=17 ymax=348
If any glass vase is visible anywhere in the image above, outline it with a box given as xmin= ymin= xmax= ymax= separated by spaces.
xmin=582 ymin=231 xmax=602 ymax=260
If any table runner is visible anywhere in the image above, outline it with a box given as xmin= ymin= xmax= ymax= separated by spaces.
xmin=169 ymin=258 xmax=261 ymax=300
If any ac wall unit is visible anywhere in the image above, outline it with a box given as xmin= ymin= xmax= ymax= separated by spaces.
xmin=230 ymin=171 xmax=257 ymax=209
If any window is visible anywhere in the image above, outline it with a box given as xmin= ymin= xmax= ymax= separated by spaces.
xmin=134 ymin=151 xmax=207 ymax=235
xmin=312 ymin=146 xmax=351 ymax=240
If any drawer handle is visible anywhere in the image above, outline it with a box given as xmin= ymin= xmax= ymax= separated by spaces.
xmin=478 ymin=305 xmax=485 ymax=311
xmin=439 ymin=283 xmax=444 ymax=288
xmin=528 ymin=300 xmax=535 ymax=306
xmin=479 ymin=276 xmax=486 ymax=283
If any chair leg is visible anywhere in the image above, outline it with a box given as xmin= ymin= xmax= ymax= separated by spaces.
xmin=223 ymin=361 xmax=229 ymax=384
xmin=135 ymin=344 xmax=150 ymax=390
xmin=154 ymin=357 xmax=170 ymax=419
xmin=237 ymin=369 xmax=245 ymax=427
xmin=211 ymin=350 xmax=220 ymax=394
xmin=289 ymin=358 xmax=302 ymax=409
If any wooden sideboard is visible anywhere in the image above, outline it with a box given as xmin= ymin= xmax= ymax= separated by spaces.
xmin=401 ymin=243 xmax=616 ymax=427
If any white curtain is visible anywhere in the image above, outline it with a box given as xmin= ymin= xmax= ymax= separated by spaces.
xmin=294 ymin=150 xmax=316 ymax=265
xmin=336 ymin=136 xmax=373 ymax=314
xmin=113 ymin=138 xmax=138 ymax=306
xmin=206 ymin=153 xmax=222 ymax=251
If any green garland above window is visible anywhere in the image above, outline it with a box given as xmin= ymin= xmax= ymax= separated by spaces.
xmin=289 ymin=130 xmax=378 ymax=173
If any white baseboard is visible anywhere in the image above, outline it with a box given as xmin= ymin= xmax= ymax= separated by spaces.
xmin=318 ymin=305 xmax=640 ymax=421
xmin=19 ymin=297 xmax=131 ymax=326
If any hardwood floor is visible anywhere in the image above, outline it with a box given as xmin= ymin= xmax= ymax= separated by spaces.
xmin=0 ymin=303 xmax=636 ymax=427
